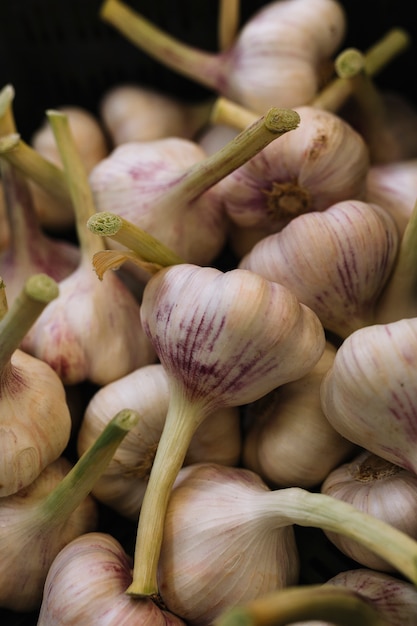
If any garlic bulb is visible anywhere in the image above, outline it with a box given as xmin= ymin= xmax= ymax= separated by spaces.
xmin=0 ymin=408 xmax=139 ymax=612
xmin=157 ymin=462 xmax=417 ymax=625
xmin=29 ymin=105 xmax=109 ymax=231
xmin=127 ymin=262 xmax=325 ymax=598
xmin=77 ymin=363 xmax=241 ymax=520
xmin=239 ymin=200 xmax=398 ymax=339
xmin=37 ymin=532 xmax=186 ymax=625
xmin=100 ymin=82 xmax=212 ymax=145
xmin=242 ymin=342 xmax=357 ymax=488
xmin=21 ymin=110 xmax=156 ymax=385
xmin=365 ymin=158 xmax=417 ymax=238
xmin=100 ymin=0 xmax=346 ymax=112
xmin=217 ymin=105 xmax=370 ymax=256
xmin=322 ymin=449 xmax=417 ymax=571
xmin=320 ymin=318 xmax=417 ymax=473
xmin=89 ymin=106 xmax=300 ymax=270
xmin=0 ymin=273 xmax=72 ymax=496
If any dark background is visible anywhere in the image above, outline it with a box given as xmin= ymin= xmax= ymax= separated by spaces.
xmin=0 ymin=0 xmax=416 ymax=142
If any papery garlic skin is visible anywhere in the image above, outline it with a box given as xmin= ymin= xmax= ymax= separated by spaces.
xmin=242 ymin=342 xmax=356 ymax=488
xmin=21 ymin=264 xmax=156 ymax=386
xmin=140 ymin=264 xmax=326 ymax=410
xmin=365 ymin=158 xmax=417 ymax=237
xmin=100 ymin=83 xmax=209 ymax=145
xmin=219 ymin=105 xmax=369 ymax=254
xmin=239 ymin=200 xmax=398 ymax=339
xmin=158 ymin=463 xmax=300 ymax=626
xmin=0 ymin=457 xmax=97 ymax=612
xmin=320 ymin=318 xmax=417 ymax=473
xmin=37 ymin=532 xmax=186 ymax=625
xmin=0 ymin=349 xmax=72 ymax=496
xmin=77 ymin=363 xmax=241 ymax=520
xmin=89 ymin=138 xmax=228 ymax=266
xmin=321 ymin=450 xmax=417 ymax=571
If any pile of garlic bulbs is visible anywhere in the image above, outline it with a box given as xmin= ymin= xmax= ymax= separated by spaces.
xmin=1 ymin=1 xmax=417 ymax=624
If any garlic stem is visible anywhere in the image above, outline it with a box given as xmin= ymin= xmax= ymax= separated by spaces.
xmin=164 ymin=107 xmax=300 ymax=206
xmin=87 ymin=212 xmax=185 ymax=267
xmin=312 ymin=28 xmax=410 ymax=112
xmin=210 ymin=97 xmax=258 ymax=130
xmin=0 ymin=84 xmax=16 ymax=134
xmin=265 ymin=487 xmax=417 ymax=586
xmin=0 ymin=133 xmax=72 ymax=212
xmin=215 ymin=585 xmax=390 ymax=626
xmin=100 ymin=0 xmax=223 ymax=92
xmin=127 ymin=393 xmax=207 ymax=597
xmin=0 ymin=274 xmax=59 ymax=371
xmin=0 ymin=278 xmax=8 ymax=320
xmin=47 ymin=110 xmax=103 ymax=258
xmin=39 ymin=408 xmax=139 ymax=524
xmin=218 ymin=0 xmax=240 ymax=51
xmin=376 ymin=198 xmax=417 ymax=321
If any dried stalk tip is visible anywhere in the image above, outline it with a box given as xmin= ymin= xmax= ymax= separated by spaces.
xmin=335 ymin=48 xmax=365 ymax=78
xmin=0 ymin=133 xmax=20 ymax=153
xmin=265 ymin=108 xmax=300 ymax=134
xmin=0 ymin=84 xmax=15 ymax=118
xmin=113 ymin=408 xmax=141 ymax=431
xmin=24 ymin=274 xmax=60 ymax=304
xmin=87 ymin=212 xmax=123 ymax=236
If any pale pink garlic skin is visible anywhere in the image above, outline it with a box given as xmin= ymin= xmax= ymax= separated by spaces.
xmin=37 ymin=532 xmax=186 ymax=625
xmin=291 ymin=568 xmax=417 ymax=626
xmin=218 ymin=106 xmax=369 ymax=254
xmin=140 ymin=264 xmax=326 ymax=412
xmin=365 ymin=158 xmax=417 ymax=237
xmin=321 ymin=449 xmax=417 ymax=571
xmin=242 ymin=342 xmax=356 ymax=488
xmin=320 ymin=318 xmax=417 ymax=473
xmin=221 ymin=0 xmax=346 ymax=112
xmin=158 ymin=463 xmax=300 ymax=626
xmin=99 ymin=83 xmax=207 ymax=145
xmin=21 ymin=263 xmax=156 ymax=386
xmin=0 ymin=457 xmax=97 ymax=612
xmin=0 ymin=349 xmax=72 ymax=497
xmin=239 ymin=200 xmax=398 ymax=339
xmin=77 ymin=363 xmax=242 ymax=520
xmin=89 ymin=138 xmax=228 ymax=266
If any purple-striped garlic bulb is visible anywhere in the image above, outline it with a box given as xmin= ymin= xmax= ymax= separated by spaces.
xmin=320 ymin=317 xmax=417 ymax=473
xmin=239 ymin=200 xmax=398 ymax=339
xmin=126 ymin=262 xmax=326 ymax=599
xmin=37 ymin=532 xmax=186 ymax=625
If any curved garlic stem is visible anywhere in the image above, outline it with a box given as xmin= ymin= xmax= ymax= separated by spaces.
xmin=127 ymin=393 xmax=206 ymax=597
xmin=100 ymin=0 xmax=222 ymax=93
xmin=87 ymin=212 xmax=185 ymax=267
xmin=215 ymin=585 xmax=390 ymax=626
xmin=376 ymin=198 xmax=417 ymax=322
xmin=39 ymin=408 xmax=139 ymax=525
xmin=47 ymin=110 xmax=102 ymax=259
xmin=267 ymin=487 xmax=417 ymax=586
xmin=0 ymin=273 xmax=58 ymax=370
xmin=211 ymin=97 xmax=258 ymax=130
xmin=312 ymin=28 xmax=410 ymax=112
xmin=218 ymin=0 xmax=240 ymax=51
